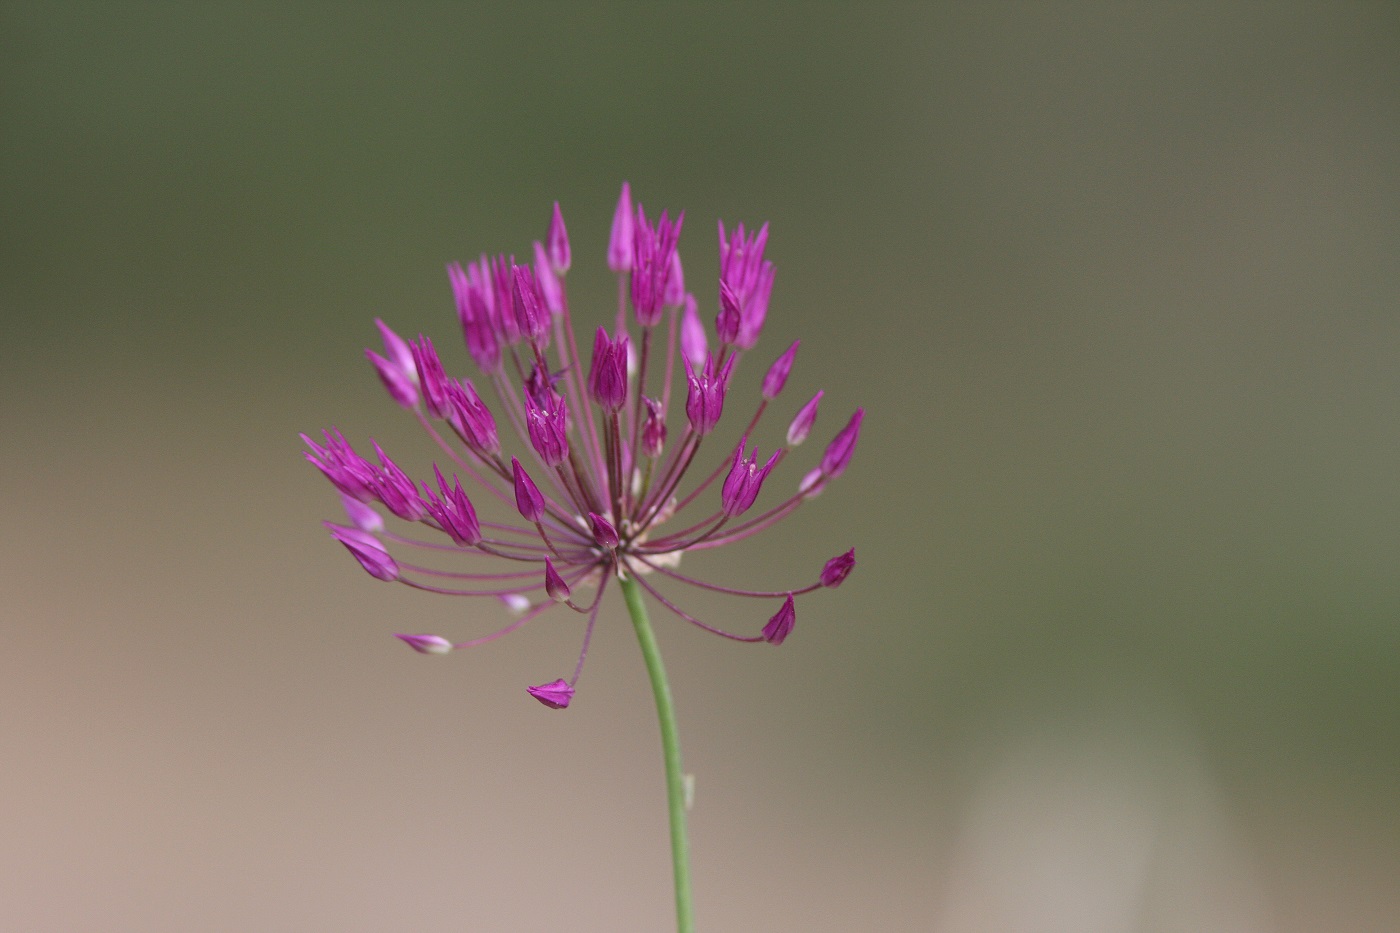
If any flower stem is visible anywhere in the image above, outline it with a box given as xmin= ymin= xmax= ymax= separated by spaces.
xmin=620 ymin=573 xmax=695 ymax=933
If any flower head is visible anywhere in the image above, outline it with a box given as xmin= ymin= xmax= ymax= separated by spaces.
xmin=303 ymin=185 xmax=862 ymax=707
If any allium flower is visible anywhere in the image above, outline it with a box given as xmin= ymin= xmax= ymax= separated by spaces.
xmin=302 ymin=184 xmax=862 ymax=710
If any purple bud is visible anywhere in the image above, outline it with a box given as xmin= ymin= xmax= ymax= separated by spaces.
xmin=716 ymin=279 xmax=742 ymax=345
xmin=588 ymin=327 xmax=630 ymax=413
xmin=720 ymin=439 xmax=781 ymax=518
xmin=680 ymin=294 xmax=708 ymax=371
xmin=340 ymin=492 xmax=383 ymax=532
xmin=607 ymin=182 xmax=634 ymax=272
xmin=511 ymin=263 xmax=550 ymax=343
xmin=488 ymin=255 xmax=520 ymax=345
xmin=511 ymin=457 xmax=545 ymax=523
xmin=820 ymin=408 xmax=864 ymax=478
xmin=446 ymin=379 xmax=501 ymax=456
xmin=787 ymin=390 xmax=824 ymax=447
xmin=527 ymin=678 xmax=575 ymax=710
xmin=547 ymin=201 xmax=571 ymax=273
xmin=820 ymin=548 xmax=855 ymax=588
xmin=422 ymin=465 xmax=481 ymax=546
xmin=456 ymin=260 xmax=502 ymax=373
xmin=588 ymin=512 xmax=619 ymax=549
xmin=762 ymin=340 xmax=799 ymax=400
xmin=410 ymin=335 xmax=452 ymax=419
xmin=641 ymin=397 xmax=667 ymax=458
xmin=762 ymin=595 xmax=796 ymax=645
xmin=367 ymin=319 xmax=419 ymax=409
xmin=532 ymin=241 xmax=564 ymax=315
xmin=395 ymin=633 xmax=453 ymax=655
xmin=544 ymin=558 xmax=571 ymax=603
xmin=718 ymin=219 xmax=775 ymax=349
xmin=325 ymin=522 xmax=399 ymax=582
xmin=525 ymin=392 xmax=569 ymax=467
xmin=664 ymin=249 xmax=685 ymax=307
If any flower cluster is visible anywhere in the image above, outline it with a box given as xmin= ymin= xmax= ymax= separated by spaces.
xmin=304 ymin=184 xmax=862 ymax=709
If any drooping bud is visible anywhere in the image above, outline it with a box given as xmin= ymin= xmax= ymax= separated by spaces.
xmin=664 ymin=249 xmax=685 ymax=307
xmin=588 ymin=326 xmax=630 ymax=412
xmin=720 ymin=439 xmax=781 ymax=518
xmin=527 ymin=678 xmax=575 ymax=710
xmin=544 ymin=558 xmax=571 ymax=603
xmin=446 ymin=378 xmax=501 ymax=456
xmin=680 ymin=294 xmax=707 ymax=371
xmin=761 ymin=594 xmax=796 ymax=645
xmin=395 ymin=633 xmax=453 ymax=655
xmin=641 ymin=397 xmax=668 ymax=458
xmin=762 ymin=340 xmax=799 ymax=400
xmin=716 ymin=279 xmax=742 ymax=345
xmin=820 ymin=548 xmax=855 ymax=588
xmin=588 ymin=512 xmax=619 ymax=550
xmin=547 ymin=201 xmax=571 ymax=274
xmin=340 ymin=492 xmax=383 ymax=532
xmin=422 ymin=465 xmax=481 ymax=546
xmin=787 ymin=390 xmax=824 ymax=447
xmin=820 ymin=408 xmax=864 ymax=478
xmin=366 ymin=318 xmax=419 ymax=409
xmin=525 ymin=392 xmax=569 ymax=467
xmin=607 ymin=182 xmax=634 ymax=272
xmin=684 ymin=352 xmax=736 ymax=436
xmin=532 ymin=241 xmax=564 ymax=315
xmin=511 ymin=457 xmax=545 ymax=523
xmin=325 ymin=522 xmax=399 ymax=582
xmin=511 ymin=263 xmax=550 ymax=343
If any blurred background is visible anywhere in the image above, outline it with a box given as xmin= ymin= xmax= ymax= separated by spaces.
xmin=3 ymin=3 xmax=1398 ymax=930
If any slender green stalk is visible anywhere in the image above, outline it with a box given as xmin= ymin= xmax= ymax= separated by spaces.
xmin=620 ymin=573 xmax=694 ymax=933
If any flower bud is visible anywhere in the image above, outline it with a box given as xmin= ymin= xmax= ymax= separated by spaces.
xmin=607 ymin=182 xmax=634 ymax=272
xmin=325 ymin=522 xmax=399 ymax=582
xmin=395 ymin=634 xmax=453 ymax=655
xmin=761 ymin=340 xmax=799 ymax=400
xmin=588 ymin=512 xmax=620 ymax=550
xmin=820 ymin=548 xmax=855 ymax=588
xmin=511 ymin=457 xmax=545 ymax=523
xmin=527 ymin=678 xmax=575 ymax=709
xmin=820 ymin=408 xmax=864 ymax=477
xmin=544 ymin=558 xmax=571 ymax=603
xmin=762 ymin=595 xmax=796 ymax=645
xmin=787 ymin=390 xmax=823 ymax=447
xmin=547 ymin=201 xmax=571 ymax=274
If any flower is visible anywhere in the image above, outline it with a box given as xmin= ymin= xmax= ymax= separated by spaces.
xmin=303 ymin=184 xmax=861 ymax=709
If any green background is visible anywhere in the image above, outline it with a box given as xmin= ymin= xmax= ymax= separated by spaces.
xmin=4 ymin=3 xmax=1397 ymax=930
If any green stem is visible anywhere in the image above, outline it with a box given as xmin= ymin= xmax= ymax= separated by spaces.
xmin=620 ymin=573 xmax=695 ymax=933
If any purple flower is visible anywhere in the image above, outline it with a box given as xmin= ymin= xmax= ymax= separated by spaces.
xmin=683 ymin=352 xmax=735 ymax=436
xmin=720 ymin=439 xmax=780 ymax=518
xmin=303 ymin=186 xmax=862 ymax=707
xmin=588 ymin=327 xmax=629 ymax=413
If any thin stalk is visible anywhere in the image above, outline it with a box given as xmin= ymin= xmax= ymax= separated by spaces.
xmin=620 ymin=574 xmax=695 ymax=933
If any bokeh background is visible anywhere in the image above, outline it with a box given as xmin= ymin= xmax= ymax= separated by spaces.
xmin=4 ymin=3 xmax=1398 ymax=930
